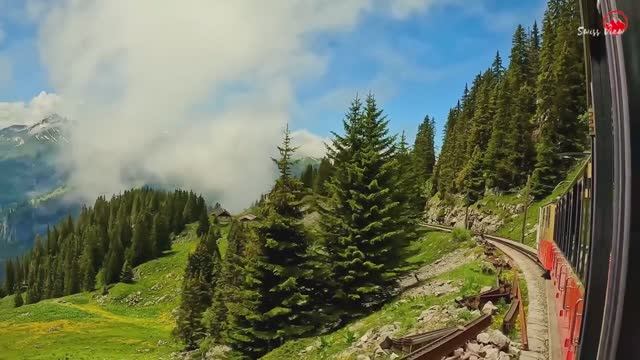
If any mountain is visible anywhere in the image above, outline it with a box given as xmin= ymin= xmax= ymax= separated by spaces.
xmin=0 ymin=115 xmax=75 ymax=279
xmin=0 ymin=114 xmax=69 ymax=207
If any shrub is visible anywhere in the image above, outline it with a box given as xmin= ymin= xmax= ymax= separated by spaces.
xmin=451 ymin=227 xmax=472 ymax=242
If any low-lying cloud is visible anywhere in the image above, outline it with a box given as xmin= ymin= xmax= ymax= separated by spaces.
xmin=27 ymin=0 xmax=440 ymax=210
xmin=0 ymin=91 xmax=62 ymax=128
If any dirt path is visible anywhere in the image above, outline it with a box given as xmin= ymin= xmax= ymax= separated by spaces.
xmin=488 ymin=240 xmax=557 ymax=360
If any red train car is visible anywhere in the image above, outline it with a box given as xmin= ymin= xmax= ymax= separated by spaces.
xmin=537 ymin=159 xmax=592 ymax=360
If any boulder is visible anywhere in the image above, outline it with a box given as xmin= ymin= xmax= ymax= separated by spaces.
xmin=481 ymin=286 xmax=493 ymax=293
xmin=488 ymin=329 xmax=510 ymax=351
xmin=477 ymin=332 xmax=490 ymax=344
xmin=498 ymin=351 xmax=511 ymax=360
xmin=466 ymin=342 xmax=483 ymax=354
xmin=484 ymin=347 xmax=500 ymax=360
xmin=482 ymin=301 xmax=498 ymax=315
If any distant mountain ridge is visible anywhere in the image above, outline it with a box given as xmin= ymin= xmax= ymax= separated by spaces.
xmin=0 ymin=114 xmax=75 ymax=279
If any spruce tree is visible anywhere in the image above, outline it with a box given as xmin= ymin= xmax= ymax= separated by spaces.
xmin=14 ymin=288 xmax=23 ymax=308
xmin=225 ymin=126 xmax=317 ymax=357
xmin=412 ymin=115 xmax=436 ymax=185
xmin=319 ymin=94 xmax=414 ymax=318
xmin=300 ymin=164 xmax=315 ymax=189
xmin=531 ymin=0 xmax=587 ymax=197
xmin=175 ymin=240 xmax=216 ymax=349
xmin=4 ymin=259 xmax=15 ymax=295
xmin=104 ymin=236 xmax=124 ymax=285
xmin=175 ymin=275 xmax=210 ymax=350
xmin=196 ymin=209 xmax=210 ymax=237
xmin=151 ymin=213 xmax=170 ymax=255
xmin=209 ymin=220 xmax=248 ymax=343
xmin=462 ymin=146 xmax=485 ymax=205
xmin=312 ymin=158 xmax=333 ymax=195
xmin=128 ymin=212 xmax=152 ymax=266
xmin=398 ymin=132 xmax=423 ymax=215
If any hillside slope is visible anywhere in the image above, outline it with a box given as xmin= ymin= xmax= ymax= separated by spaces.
xmin=263 ymin=231 xmax=508 ymax=360
xmin=0 ymin=221 xmax=228 ymax=360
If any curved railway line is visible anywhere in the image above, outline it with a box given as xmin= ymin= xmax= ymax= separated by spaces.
xmin=420 ymin=223 xmax=542 ymax=268
xmin=421 ymin=223 xmax=554 ymax=360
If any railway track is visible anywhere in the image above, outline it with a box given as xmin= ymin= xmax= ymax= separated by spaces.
xmin=420 ymin=223 xmax=543 ymax=269
xmin=422 ymin=223 xmax=553 ymax=356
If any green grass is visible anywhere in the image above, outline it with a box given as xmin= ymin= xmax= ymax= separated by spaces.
xmin=402 ymin=230 xmax=462 ymax=269
xmin=0 ymin=222 xmax=227 ymax=360
xmin=264 ymin=260 xmax=495 ymax=360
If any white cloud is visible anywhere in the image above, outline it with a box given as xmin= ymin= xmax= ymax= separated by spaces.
xmin=0 ymin=91 xmax=62 ymax=129
xmin=33 ymin=0 xmax=374 ymax=210
xmin=292 ymin=129 xmax=328 ymax=158
xmin=32 ymin=0 xmax=440 ymax=210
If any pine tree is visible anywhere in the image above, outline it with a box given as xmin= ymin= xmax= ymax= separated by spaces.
xmin=398 ymin=132 xmax=423 ymax=215
xmin=14 ymin=288 xmax=23 ymax=308
xmin=120 ymin=260 xmax=134 ymax=283
xmin=151 ymin=213 xmax=170 ymax=255
xmin=209 ymin=220 xmax=248 ymax=343
xmin=462 ymin=146 xmax=485 ymax=205
xmin=80 ymin=247 xmax=97 ymax=291
xmin=175 ymin=275 xmax=211 ymax=350
xmin=312 ymin=158 xmax=333 ymax=195
xmin=4 ymin=259 xmax=15 ymax=294
xmin=412 ymin=115 xmax=436 ymax=185
xmin=319 ymin=94 xmax=414 ymax=318
xmin=531 ymin=0 xmax=587 ymax=197
xmin=128 ymin=212 xmax=152 ymax=266
xmin=300 ymin=164 xmax=315 ymax=189
xmin=225 ymin=126 xmax=318 ymax=357
xmin=104 ymin=236 xmax=124 ymax=285
xmin=183 ymin=193 xmax=197 ymax=223
xmin=175 ymin=240 xmax=216 ymax=349
xmin=196 ymin=209 xmax=210 ymax=237
xmin=484 ymin=77 xmax=514 ymax=191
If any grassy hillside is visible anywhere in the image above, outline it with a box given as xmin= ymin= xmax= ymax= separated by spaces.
xmin=0 ymin=221 xmax=229 ymax=360
xmin=264 ymin=230 xmax=493 ymax=360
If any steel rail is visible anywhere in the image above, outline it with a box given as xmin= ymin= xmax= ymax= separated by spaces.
xmin=402 ymin=314 xmax=492 ymax=360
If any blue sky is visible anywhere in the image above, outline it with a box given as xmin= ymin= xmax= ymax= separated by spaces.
xmin=0 ymin=0 xmax=546 ymax=151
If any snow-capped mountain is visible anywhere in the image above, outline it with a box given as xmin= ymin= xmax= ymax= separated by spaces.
xmin=0 ymin=114 xmax=69 ymax=149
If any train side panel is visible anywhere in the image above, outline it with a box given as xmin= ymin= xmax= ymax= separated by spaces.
xmin=536 ymin=159 xmax=591 ymax=360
